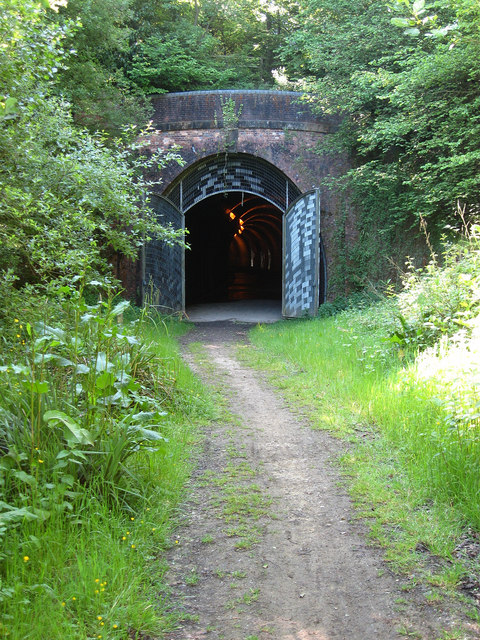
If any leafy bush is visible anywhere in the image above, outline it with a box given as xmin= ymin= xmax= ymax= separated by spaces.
xmin=129 ymin=26 xmax=238 ymax=93
xmin=0 ymin=278 xmax=169 ymax=544
xmin=388 ymin=232 xmax=480 ymax=352
xmin=0 ymin=277 xmax=213 ymax=638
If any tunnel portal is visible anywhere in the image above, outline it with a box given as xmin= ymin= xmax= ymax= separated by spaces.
xmin=144 ymin=152 xmax=326 ymax=317
xmin=185 ymin=192 xmax=283 ymax=305
xmin=140 ymin=87 xmax=340 ymax=318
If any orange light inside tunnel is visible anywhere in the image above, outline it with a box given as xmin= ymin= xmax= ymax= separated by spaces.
xmin=228 ymin=210 xmax=236 ymax=220
xmin=239 ymin=218 xmax=244 ymax=226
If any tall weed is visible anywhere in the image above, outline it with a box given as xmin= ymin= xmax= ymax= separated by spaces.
xmin=0 ymin=276 xmax=214 ymax=638
xmin=0 ymin=277 xmax=168 ymax=512
xmin=391 ymin=234 xmax=480 ymax=351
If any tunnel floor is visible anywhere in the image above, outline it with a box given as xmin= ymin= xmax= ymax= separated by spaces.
xmin=186 ymin=299 xmax=282 ymax=323
xmin=185 ymin=192 xmax=283 ymax=306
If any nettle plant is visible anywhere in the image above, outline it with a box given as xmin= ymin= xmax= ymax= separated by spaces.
xmin=0 ymin=277 xmax=168 ymax=546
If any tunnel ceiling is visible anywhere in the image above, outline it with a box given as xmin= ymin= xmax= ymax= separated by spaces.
xmin=164 ymin=153 xmax=301 ymax=213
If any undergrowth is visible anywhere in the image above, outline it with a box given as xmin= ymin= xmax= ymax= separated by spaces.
xmin=0 ymin=275 xmax=214 ymax=639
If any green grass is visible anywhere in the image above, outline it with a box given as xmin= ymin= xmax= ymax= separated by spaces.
xmin=4 ymin=498 xmax=176 ymax=639
xmin=225 ymin=588 xmax=260 ymax=610
xmin=185 ymin=568 xmax=199 ymax=586
xmin=242 ymin=305 xmax=480 ymax=591
xmin=202 ymin=461 xmax=272 ymax=551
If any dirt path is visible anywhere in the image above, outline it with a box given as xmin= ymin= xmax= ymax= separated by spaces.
xmin=164 ymin=322 xmax=473 ymax=640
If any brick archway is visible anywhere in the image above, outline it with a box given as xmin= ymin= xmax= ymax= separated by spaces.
xmin=136 ymin=90 xmax=348 ymax=315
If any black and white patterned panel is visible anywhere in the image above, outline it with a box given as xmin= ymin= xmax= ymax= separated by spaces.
xmin=183 ymin=158 xmax=264 ymax=209
xmin=168 ymin=155 xmax=300 ymax=213
xmin=144 ymin=195 xmax=184 ymax=312
xmin=283 ymin=190 xmax=320 ymax=318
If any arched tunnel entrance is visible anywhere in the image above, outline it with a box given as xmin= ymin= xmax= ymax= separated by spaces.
xmin=144 ymin=153 xmax=327 ymax=318
xmin=185 ymin=192 xmax=282 ymax=305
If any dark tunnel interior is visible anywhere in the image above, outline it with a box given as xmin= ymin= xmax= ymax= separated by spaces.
xmin=185 ymin=192 xmax=283 ymax=305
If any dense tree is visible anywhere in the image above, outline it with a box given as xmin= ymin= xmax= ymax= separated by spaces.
xmin=56 ymin=0 xmax=150 ymax=132
xmin=0 ymin=0 xmax=181 ymax=285
xmin=128 ymin=22 xmax=239 ymax=92
xmin=128 ymin=0 xmax=296 ymax=93
xmin=279 ymin=0 xmax=480 ymax=287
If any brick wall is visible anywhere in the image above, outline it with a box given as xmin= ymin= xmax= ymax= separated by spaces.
xmin=150 ymin=90 xmax=331 ymax=133
xmin=145 ymin=129 xmax=339 ymax=198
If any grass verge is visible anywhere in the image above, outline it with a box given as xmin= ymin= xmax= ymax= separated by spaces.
xmin=240 ymin=311 xmax=480 ymax=618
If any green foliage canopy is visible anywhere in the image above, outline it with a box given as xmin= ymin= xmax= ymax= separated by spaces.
xmin=129 ymin=26 xmax=239 ymax=92
xmin=0 ymin=0 xmax=181 ymax=285
xmin=56 ymin=0 xmax=150 ymax=132
xmin=278 ymin=0 xmax=480 ymax=290
xmin=127 ymin=0 xmax=295 ymax=94
xmin=281 ymin=0 xmax=480 ymax=227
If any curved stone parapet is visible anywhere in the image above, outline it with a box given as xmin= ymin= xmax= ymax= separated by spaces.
xmin=150 ymin=90 xmax=331 ymax=133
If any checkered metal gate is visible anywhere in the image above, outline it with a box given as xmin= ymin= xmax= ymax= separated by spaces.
xmin=165 ymin=154 xmax=301 ymax=214
xmin=282 ymin=189 xmax=321 ymax=318
xmin=143 ymin=195 xmax=184 ymax=312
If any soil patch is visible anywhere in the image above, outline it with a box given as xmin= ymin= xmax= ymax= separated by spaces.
xmin=163 ymin=321 xmax=477 ymax=640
